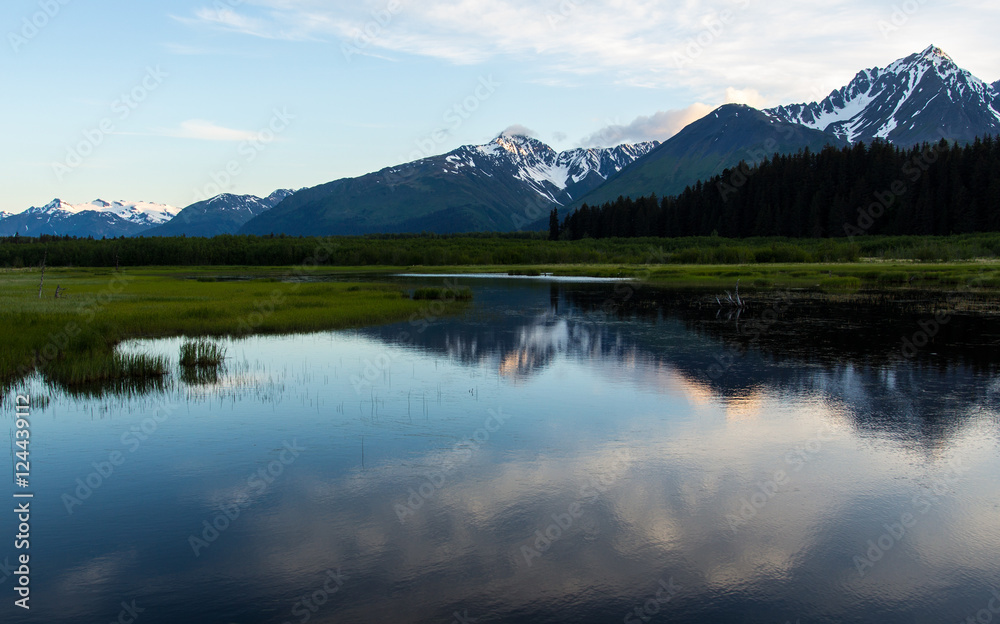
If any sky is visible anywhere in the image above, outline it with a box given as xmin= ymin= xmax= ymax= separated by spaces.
xmin=1 ymin=0 xmax=998 ymax=213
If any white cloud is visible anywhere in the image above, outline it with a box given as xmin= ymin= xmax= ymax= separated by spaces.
xmin=723 ymin=87 xmax=769 ymax=109
xmin=580 ymin=87 xmax=774 ymax=145
xmin=157 ymin=120 xmax=261 ymax=142
xmin=580 ymin=103 xmax=714 ymax=146
xmin=179 ymin=1 xmax=1000 ymax=101
xmin=500 ymin=124 xmax=538 ymax=138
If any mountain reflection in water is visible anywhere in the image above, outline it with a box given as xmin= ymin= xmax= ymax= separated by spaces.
xmin=7 ymin=277 xmax=999 ymax=624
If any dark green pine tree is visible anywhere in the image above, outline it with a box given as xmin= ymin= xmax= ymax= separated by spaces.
xmin=548 ymin=208 xmax=559 ymax=241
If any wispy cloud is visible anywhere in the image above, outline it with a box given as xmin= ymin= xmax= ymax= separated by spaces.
xmin=501 ymin=124 xmax=538 ymax=138
xmin=580 ymin=87 xmax=770 ymax=145
xmin=580 ymin=103 xmax=715 ymax=146
xmin=176 ymin=1 xmax=1000 ymax=101
xmin=155 ymin=120 xmax=261 ymax=142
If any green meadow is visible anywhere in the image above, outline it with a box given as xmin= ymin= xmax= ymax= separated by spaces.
xmin=0 ymin=267 xmax=467 ymax=392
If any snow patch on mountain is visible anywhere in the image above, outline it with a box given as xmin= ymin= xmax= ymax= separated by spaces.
xmin=204 ymin=192 xmax=290 ymax=212
xmin=768 ymin=45 xmax=1000 ymax=145
xmin=27 ymin=199 xmax=181 ymax=226
xmin=459 ymin=134 xmax=657 ymax=204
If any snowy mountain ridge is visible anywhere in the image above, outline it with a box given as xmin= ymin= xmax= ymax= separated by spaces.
xmin=240 ymin=134 xmax=659 ymax=235
xmin=448 ymin=134 xmax=659 ymax=204
xmin=25 ymin=199 xmax=181 ymax=226
xmin=767 ymin=45 xmax=1000 ymax=145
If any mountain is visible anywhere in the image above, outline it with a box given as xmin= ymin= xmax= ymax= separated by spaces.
xmin=767 ymin=45 xmax=1000 ymax=146
xmin=0 ymin=199 xmax=180 ymax=238
xmin=556 ymin=104 xmax=847 ymax=215
xmin=141 ymin=189 xmax=294 ymax=237
xmin=239 ymin=134 xmax=657 ymax=236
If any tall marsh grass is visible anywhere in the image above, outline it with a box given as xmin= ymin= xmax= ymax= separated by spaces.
xmin=180 ymin=340 xmax=227 ymax=367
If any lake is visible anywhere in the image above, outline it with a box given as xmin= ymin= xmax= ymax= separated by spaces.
xmin=5 ymin=275 xmax=1000 ymax=624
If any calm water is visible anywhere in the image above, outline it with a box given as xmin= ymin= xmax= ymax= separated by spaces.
xmin=4 ymin=276 xmax=1000 ymax=624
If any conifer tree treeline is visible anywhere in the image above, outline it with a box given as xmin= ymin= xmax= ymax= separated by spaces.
xmin=553 ymin=138 xmax=1000 ymax=240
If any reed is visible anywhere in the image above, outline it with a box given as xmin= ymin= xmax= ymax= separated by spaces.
xmin=180 ymin=340 xmax=227 ymax=368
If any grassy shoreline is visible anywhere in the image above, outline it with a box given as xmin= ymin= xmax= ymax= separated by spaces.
xmin=3 ymin=261 xmax=997 ymax=392
xmin=0 ymin=268 xmax=468 ymax=391
xmin=303 ymin=261 xmax=1000 ymax=292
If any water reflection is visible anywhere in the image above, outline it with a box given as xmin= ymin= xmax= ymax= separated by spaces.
xmin=5 ymin=278 xmax=1000 ymax=624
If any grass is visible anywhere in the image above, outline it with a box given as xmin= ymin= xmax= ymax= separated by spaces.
xmin=43 ymin=352 xmax=169 ymax=396
xmin=179 ymin=340 xmax=227 ymax=368
xmin=0 ymin=268 xmax=468 ymax=391
xmin=178 ymin=339 xmax=227 ymax=386
xmin=394 ymin=262 xmax=1000 ymax=292
xmin=6 ymin=233 xmax=1000 ymax=269
xmin=412 ymin=286 xmax=474 ymax=301
xmin=2 ymin=260 xmax=997 ymax=393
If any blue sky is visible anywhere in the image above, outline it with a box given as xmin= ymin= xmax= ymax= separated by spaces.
xmin=2 ymin=0 xmax=998 ymax=213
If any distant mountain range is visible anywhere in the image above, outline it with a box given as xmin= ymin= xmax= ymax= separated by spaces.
xmin=140 ymin=190 xmax=294 ymax=237
xmin=4 ymin=45 xmax=996 ymax=239
xmin=0 ymin=192 xmax=293 ymax=239
xmin=0 ymin=199 xmax=180 ymax=238
xmin=238 ymin=135 xmax=658 ymax=236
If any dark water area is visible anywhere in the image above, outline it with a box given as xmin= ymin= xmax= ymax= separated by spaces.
xmin=3 ymin=276 xmax=999 ymax=624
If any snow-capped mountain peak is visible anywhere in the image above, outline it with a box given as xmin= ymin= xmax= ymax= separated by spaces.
xmin=203 ymin=190 xmax=294 ymax=212
xmin=767 ymin=45 xmax=1000 ymax=145
xmin=25 ymin=199 xmax=181 ymax=225
xmin=2 ymin=199 xmax=181 ymax=238
xmin=918 ymin=44 xmax=951 ymax=63
xmin=455 ymin=133 xmax=657 ymax=204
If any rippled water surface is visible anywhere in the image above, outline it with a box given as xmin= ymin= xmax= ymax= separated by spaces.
xmin=5 ymin=276 xmax=1000 ymax=623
